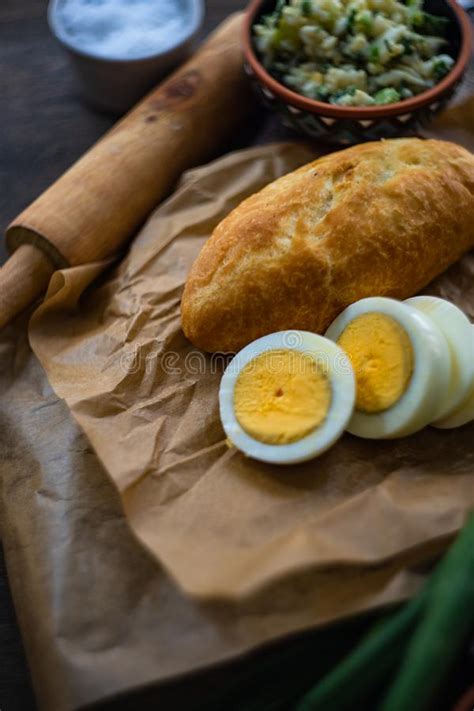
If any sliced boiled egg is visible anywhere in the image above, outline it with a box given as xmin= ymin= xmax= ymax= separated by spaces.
xmin=405 ymin=296 xmax=474 ymax=424
xmin=219 ymin=331 xmax=355 ymax=464
xmin=325 ymin=297 xmax=451 ymax=439
xmin=432 ymin=325 xmax=474 ymax=429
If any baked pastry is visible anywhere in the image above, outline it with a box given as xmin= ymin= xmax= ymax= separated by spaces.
xmin=181 ymin=138 xmax=474 ymax=353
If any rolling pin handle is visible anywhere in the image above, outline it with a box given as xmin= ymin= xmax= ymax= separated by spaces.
xmin=0 ymin=246 xmax=55 ymax=329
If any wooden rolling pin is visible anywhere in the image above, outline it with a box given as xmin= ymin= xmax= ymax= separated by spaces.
xmin=0 ymin=13 xmax=254 ymax=330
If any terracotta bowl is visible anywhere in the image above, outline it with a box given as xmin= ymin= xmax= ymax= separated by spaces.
xmin=243 ymin=0 xmax=472 ymax=144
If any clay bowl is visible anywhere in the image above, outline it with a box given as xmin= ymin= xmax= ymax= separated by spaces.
xmin=243 ymin=0 xmax=472 ymax=144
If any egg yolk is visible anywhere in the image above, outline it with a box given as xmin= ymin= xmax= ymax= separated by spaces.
xmin=337 ymin=313 xmax=413 ymax=414
xmin=234 ymin=349 xmax=332 ymax=445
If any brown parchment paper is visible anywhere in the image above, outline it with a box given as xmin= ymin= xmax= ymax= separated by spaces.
xmin=1 ymin=91 xmax=474 ymax=709
xmin=0 ymin=320 xmax=427 ymax=711
xmin=24 ymin=138 xmax=474 ymax=601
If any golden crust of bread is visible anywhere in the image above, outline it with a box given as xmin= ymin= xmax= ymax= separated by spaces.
xmin=181 ymin=138 xmax=474 ymax=353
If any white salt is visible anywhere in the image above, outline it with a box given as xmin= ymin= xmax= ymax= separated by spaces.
xmin=56 ymin=0 xmax=192 ymax=60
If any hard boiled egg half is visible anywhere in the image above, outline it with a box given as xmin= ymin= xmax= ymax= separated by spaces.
xmin=219 ymin=331 xmax=355 ymax=464
xmin=405 ymin=296 xmax=474 ymax=426
xmin=325 ymin=297 xmax=451 ymax=439
xmin=432 ymin=326 xmax=474 ymax=428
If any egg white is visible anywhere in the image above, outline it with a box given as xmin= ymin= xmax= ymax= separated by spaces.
xmin=325 ymin=297 xmax=451 ymax=439
xmin=433 ymin=325 xmax=474 ymax=429
xmin=405 ymin=296 xmax=474 ymax=423
xmin=219 ymin=331 xmax=356 ymax=465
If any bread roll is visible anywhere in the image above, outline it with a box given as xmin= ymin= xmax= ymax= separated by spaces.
xmin=181 ymin=138 xmax=474 ymax=353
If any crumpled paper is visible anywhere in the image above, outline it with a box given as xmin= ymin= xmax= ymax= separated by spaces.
xmin=1 ymin=99 xmax=474 ymax=710
xmin=0 ymin=318 xmax=426 ymax=711
xmin=25 ymin=141 xmax=474 ymax=599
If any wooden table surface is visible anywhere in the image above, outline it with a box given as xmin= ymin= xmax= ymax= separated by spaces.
xmin=2 ymin=3 xmax=473 ymax=711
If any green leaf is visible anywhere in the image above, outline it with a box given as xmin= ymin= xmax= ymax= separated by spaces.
xmin=374 ymin=87 xmax=401 ymax=104
xmin=275 ymin=0 xmax=287 ymax=19
xmin=413 ymin=11 xmax=449 ymax=35
xmin=347 ymin=8 xmax=357 ymax=31
xmin=369 ymin=43 xmax=380 ymax=61
xmin=381 ymin=515 xmax=474 ymax=711
xmin=433 ymin=57 xmax=451 ymax=80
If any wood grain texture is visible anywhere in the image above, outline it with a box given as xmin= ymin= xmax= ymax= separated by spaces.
xmin=0 ymin=246 xmax=54 ymax=330
xmin=6 ymin=13 xmax=255 ymax=269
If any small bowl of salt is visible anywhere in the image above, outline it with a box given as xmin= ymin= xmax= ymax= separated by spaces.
xmin=48 ymin=0 xmax=204 ymax=114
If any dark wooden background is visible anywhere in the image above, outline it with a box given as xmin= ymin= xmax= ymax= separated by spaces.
xmin=2 ymin=2 xmax=474 ymax=711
